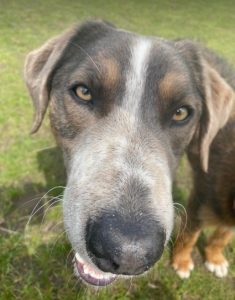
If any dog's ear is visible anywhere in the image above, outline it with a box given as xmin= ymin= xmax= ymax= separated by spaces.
xmin=24 ymin=29 xmax=76 ymax=133
xmin=174 ymin=40 xmax=234 ymax=171
xmin=199 ymin=61 xmax=234 ymax=172
xmin=24 ymin=20 xmax=115 ymax=133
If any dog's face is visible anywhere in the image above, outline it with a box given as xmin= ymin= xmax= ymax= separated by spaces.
xmin=25 ymin=20 xmax=234 ymax=286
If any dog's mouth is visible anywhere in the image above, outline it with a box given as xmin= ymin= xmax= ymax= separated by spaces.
xmin=74 ymin=253 xmax=117 ymax=286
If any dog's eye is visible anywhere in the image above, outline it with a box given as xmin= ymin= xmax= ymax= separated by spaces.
xmin=172 ymin=106 xmax=190 ymax=123
xmin=74 ymin=85 xmax=92 ymax=102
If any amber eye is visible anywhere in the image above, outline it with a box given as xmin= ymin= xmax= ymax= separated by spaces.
xmin=74 ymin=85 xmax=92 ymax=102
xmin=172 ymin=107 xmax=190 ymax=122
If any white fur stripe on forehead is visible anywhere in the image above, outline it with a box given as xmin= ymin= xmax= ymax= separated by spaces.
xmin=124 ymin=38 xmax=152 ymax=115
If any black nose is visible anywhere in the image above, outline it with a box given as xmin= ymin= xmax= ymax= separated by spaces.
xmin=86 ymin=212 xmax=166 ymax=275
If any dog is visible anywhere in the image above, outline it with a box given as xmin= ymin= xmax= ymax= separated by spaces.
xmin=24 ymin=20 xmax=235 ymax=286
xmin=172 ymin=106 xmax=235 ymax=276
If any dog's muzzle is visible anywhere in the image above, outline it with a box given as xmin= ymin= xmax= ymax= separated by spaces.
xmin=74 ymin=211 xmax=166 ymax=286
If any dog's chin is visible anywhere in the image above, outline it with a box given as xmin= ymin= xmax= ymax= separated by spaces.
xmin=74 ymin=253 xmax=117 ymax=287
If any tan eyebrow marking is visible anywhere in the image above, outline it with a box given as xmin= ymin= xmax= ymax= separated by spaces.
xmin=159 ymin=72 xmax=188 ymax=100
xmin=100 ymin=57 xmax=120 ymax=87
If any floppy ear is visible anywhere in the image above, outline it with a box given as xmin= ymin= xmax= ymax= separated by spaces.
xmin=199 ymin=61 xmax=234 ymax=172
xmin=24 ymin=28 xmax=75 ymax=133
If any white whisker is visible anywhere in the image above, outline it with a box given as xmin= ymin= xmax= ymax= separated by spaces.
xmin=70 ymin=42 xmax=101 ymax=75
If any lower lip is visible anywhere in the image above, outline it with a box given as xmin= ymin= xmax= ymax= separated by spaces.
xmin=75 ymin=255 xmax=117 ymax=287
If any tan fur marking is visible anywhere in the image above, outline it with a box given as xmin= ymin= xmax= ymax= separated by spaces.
xmin=158 ymin=72 xmax=187 ymax=99
xmin=205 ymin=227 xmax=233 ymax=265
xmin=100 ymin=57 xmax=119 ymax=87
xmin=172 ymin=228 xmax=201 ymax=272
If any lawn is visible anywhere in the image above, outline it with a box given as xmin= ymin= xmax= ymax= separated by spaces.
xmin=0 ymin=0 xmax=234 ymax=299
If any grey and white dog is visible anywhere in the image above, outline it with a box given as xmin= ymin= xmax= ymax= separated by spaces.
xmin=24 ymin=20 xmax=234 ymax=286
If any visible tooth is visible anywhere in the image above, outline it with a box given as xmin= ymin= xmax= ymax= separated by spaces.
xmin=91 ymin=271 xmax=98 ymax=279
xmin=75 ymin=254 xmax=116 ymax=281
xmin=92 ymin=271 xmax=103 ymax=280
xmin=93 ymin=272 xmax=99 ymax=279
xmin=95 ymin=273 xmax=103 ymax=279
xmin=75 ymin=253 xmax=84 ymax=264
xmin=103 ymin=273 xmax=111 ymax=279
xmin=106 ymin=273 xmax=115 ymax=279
xmin=98 ymin=273 xmax=105 ymax=280
xmin=83 ymin=265 xmax=89 ymax=274
xmin=89 ymin=270 xmax=94 ymax=278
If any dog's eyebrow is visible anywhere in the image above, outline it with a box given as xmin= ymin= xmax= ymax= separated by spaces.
xmin=158 ymin=71 xmax=189 ymax=100
xmin=68 ymin=67 xmax=100 ymax=85
xmin=68 ymin=56 xmax=120 ymax=91
xmin=98 ymin=57 xmax=120 ymax=87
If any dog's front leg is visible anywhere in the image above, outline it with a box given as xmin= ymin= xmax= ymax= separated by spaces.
xmin=204 ymin=227 xmax=233 ymax=278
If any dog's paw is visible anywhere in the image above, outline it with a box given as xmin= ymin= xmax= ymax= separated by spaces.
xmin=205 ymin=260 xmax=229 ymax=278
xmin=172 ymin=257 xmax=194 ymax=279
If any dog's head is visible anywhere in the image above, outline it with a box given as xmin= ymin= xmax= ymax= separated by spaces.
xmin=24 ymin=20 xmax=234 ymax=286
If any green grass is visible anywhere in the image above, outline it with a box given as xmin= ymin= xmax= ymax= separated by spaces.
xmin=0 ymin=0 xmax=235 ymax=299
